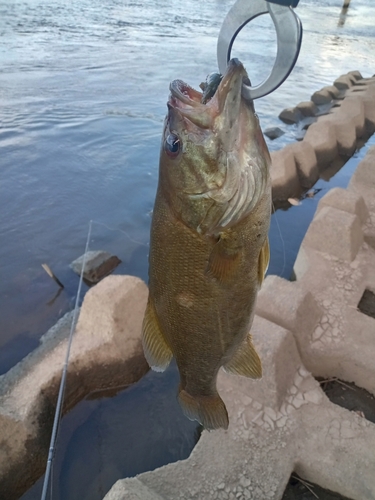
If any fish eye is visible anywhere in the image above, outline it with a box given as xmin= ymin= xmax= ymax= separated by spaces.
xmin=164 ymin=133 xmax=181 ymax=158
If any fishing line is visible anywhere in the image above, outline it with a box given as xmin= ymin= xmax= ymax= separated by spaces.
xmin=271 ymin=203 xmax=286 ymax=278
xmin=40 ymin=220 xmax=93 ymax=500
xmin=90 ymin=219 xmax=148 ymax=247
xmin=39 ymin=218 xmax=147 ymax=499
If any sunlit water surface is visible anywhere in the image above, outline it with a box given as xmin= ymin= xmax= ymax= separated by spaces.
xmin=0 ymin=0 xmax=374 ymax=498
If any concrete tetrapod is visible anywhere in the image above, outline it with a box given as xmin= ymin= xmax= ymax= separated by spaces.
xmin=103 ymin=316 xmax=375 ymax=500
xmin=0 ymin=275 xmax=149 ymax=500
xmin=103 ymin=142 xmax=375 ymax=500
xmin=273 ymin=73 xmax=375 ymax=204
xmin=258 ymin=146 xmax=375 ymax=396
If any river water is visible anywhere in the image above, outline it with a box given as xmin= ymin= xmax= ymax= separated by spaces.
xmin=0 ymin=0 xmax=374 ymax=498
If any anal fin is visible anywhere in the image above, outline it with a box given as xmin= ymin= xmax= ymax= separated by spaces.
xmin=258 ymin=236 xmax=270 ymax=286
xmin=223 ymin=334 xmax=262 ymax=379
xmin=142 ymin=298 xmax=172 ymax=372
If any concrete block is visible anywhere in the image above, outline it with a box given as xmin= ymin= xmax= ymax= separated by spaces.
xmin=334 ymin=74 xmax=354 ymax=90
xmin=256 ymin=275 xmax=321 ymax=337
xmin=70 ymin=250 xmax=121 ymax=283
xmin=316 ymin=187 xmax=369 ymax=224
xmin=348 ymin=145 xmax=375 ymax=201
xmin=354 ymin=76 xmax=375 ymax=86
xmin=288 ymin=141 xmax=318 ymax=189
xmin=296 ymin=101 xmax=318 ymax=117
xmin=317 ymin=111 xmax=357 ymax=156
xmin=362 ymin=84 xmax=375 ymax=134
xmin=303 ymin=121 xmax=338 ymax=169
xmin=104 ymin=316 xmax=375 ymax=500
xmin=325 ymin=85 xmax=341 ymax=99
xmin=0 ymin=275 xmax=149 ymax=500
xmin=104 ymin=478 xmax=164 ymax=500
xmin=302 ymin=206 xmax=363 ymax=262
xmin=334 ymin=95 xmax=366 ymax=138
xmin=278 ymin=107 xmax=303 ymax=124
xmin=347 ymin=70 xmax=363 ymax=81
xmin=104 ymin=143 xmax=375 ymax=500
xmin=296 ymin=402 xmax=375 ymax=500
xmin=270 ymin=148 xmax=301 ymax=201
xmin=311 ymin=89 xmax=331 ymax=105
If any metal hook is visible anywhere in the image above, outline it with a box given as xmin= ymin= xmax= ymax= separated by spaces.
xmin=217 ymin=0 xmax=303 ymax=100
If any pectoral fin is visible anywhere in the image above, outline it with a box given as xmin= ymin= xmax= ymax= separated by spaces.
xmin=223 ymin=334 xmax=262 ymax=379
xmin=258 ymin=237 xmax=270 ymax=286
xmin=142 ymin=299 xmax=172 ymax=372
xmin=206 ymin=233 xmax=241 ymax=282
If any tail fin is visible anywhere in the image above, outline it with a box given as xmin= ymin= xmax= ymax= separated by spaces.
xmin=178 ymin=389 xmax=229 ymax=431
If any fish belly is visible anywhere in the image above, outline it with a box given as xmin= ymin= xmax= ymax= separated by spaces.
xmin=144 ymin=188 xmax=270 ymax=429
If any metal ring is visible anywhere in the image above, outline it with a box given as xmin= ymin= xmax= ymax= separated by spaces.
xmin=217 ymin=0 xmax=302 ymax=99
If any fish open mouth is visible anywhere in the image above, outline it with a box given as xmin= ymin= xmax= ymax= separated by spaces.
xmin=170 ymin=80 xmax=202 ymax=107
xmin=168 ymin=59 xmax=250 ymax=126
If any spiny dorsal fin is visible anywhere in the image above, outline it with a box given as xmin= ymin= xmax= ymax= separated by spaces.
xmin=142 ymin=298 xmax=172 ymax=372
xmin=258 ymin=237 xmax=270 ymax=286
xmin=223 ymin=334 xmax=262 ymax=379
xmin=206 ymin=232 xmax=242 ymax=282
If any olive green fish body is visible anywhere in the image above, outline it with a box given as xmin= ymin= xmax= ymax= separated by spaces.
xmin=142 ymin=59 xmax=271 ymax=430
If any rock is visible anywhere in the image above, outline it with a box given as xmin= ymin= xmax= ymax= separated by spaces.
xmin=264 ymin=126 xmax=285 ymax=140
xmin=296 ymin=101 xmax=319 ymax=117
xmin=70 ymin=250 xmax=121 ymax=283
xmin=278 ymin=107 xmax=303 ymax=124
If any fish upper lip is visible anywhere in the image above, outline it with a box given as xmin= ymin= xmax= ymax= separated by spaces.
xmin=168 ymin=58 xmax=248 ymax=115
xmin=169 ymin=80 xmax=202 ymax=108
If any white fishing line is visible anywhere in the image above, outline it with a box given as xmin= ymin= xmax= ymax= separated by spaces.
xmin=90 ymin=220 xmax=148 ymax=247
xmin=39 ymin=218 xmax=148 ymax=499
xmin=40 ymin=220 xmax=93 ymax=500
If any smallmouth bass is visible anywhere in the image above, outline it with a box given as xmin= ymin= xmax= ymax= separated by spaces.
xmin=142 ymin=59 xmax=271 ymax=430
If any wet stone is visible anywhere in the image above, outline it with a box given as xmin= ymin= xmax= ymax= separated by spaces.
xmin=264 ymin=126 xmax=285 ymax=140
xmin=70 ymin=250 xmax=121 ymax=284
